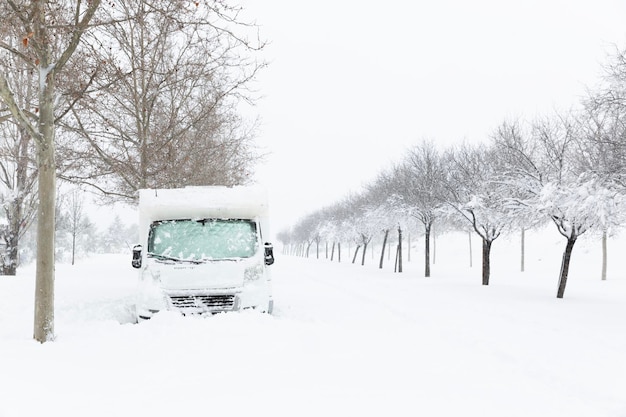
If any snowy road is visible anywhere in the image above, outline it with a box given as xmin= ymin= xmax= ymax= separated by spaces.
xmin=1 ymin=234 xmax=626 ymax=417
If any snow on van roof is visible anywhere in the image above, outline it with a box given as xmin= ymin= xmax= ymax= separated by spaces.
xmin=138 ymin=186 xmax=269 ymax=223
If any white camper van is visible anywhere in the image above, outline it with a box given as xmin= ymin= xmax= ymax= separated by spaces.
xmin=131 ymin=186 xmax=274 ymax=320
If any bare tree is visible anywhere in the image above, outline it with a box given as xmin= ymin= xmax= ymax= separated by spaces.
xmin=0 ymin=0 xmax=102 ymax=342
xmin=65 ymin=188 xmax=86 ymax=265
xmin=494 ymin=113 xmax=619 ymax=298
xmin=442 ymin=143 xmax=511 ymax=286
xmin=0 ymin=60 xmax=38 ymax=275
xmin=60 ymin=0 xmax=265 ymax=202
xmin=584 ymin=46 xmax=626 ymax=188
xmin=395 ymin=141 xmax=445 ymax=277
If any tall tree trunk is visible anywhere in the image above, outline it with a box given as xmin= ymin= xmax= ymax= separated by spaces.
xmin=407 ymin=233 xmax=411 ymax=262
xmin=2 ymin=197 xmax=22 ymax=275
xmin=520 ymin=228 xmax=526 ymax=272
xmin=379 ymin=229 xmax=389 ymax=269
xmin=557 ymin=237 xmax=577 ymax=298
xmin=4 ymin=238 xmax=16 ymax=275
xmin=394 ymin=245 xmax=399 ymax=273
xmin=34 ymin=103 xmax=57 ymax=343
xmin=71 ymin=231 xmax=76 ymax=266
xmin=481 ymin=238 xmax=491 ymax=286
xmin=330 ymin=242 xmax=335 ymax=261
xmin=337 ymin=243 xmax=341 ymax=263
xmin=424 ymin=223 xmax=431 ymax=277
xmin=361 ymin=241 xmax=368 ymax=266
xmin=33 ymin=20 xmax=57 ymax=340
xmin=397 ymin=226 xmax=403 ymax=273
xmin=468 ymin=231 xmax=473 ymax=268
xmin=352 ymin=245 xmax=361 ymax=264
xmin=3 ymin=124 xmax=30 ymax=275
xmin=432 ymin=228 xmax=436 ymax=265
xmin=601 ymin=231 xmax=607 ymax=281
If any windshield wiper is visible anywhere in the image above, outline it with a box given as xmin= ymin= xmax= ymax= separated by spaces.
xmin=147 ymin=253 xmax=203 ymax=264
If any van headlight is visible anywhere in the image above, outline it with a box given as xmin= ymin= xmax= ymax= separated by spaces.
xmin=244 ymin=263 xmax=264 ymax=282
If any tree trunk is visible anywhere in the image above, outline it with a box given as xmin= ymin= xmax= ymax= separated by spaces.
xmin=379 ymin=229 xmax=389 ymax=269
xmin=2 ymin=139 xmax=27 ymax=275
xmin=2 ymin=206 xmax=20 ymax=275
xmin=352 ymin=245 xmax=361 ymax=264
xmin=3 ymin=84 xmax=34 ymax=275
xmin=424 ymin=223 xmax=431 ymax=277
xmin=361 ymin=241 xmax=368 ymax=266
xmin=468 ymin=231 xmax=473 ymax=268
xmin=481 ymin=238 xmax=492 ymax=286
xmin=407 ymin=233 xmax=411 ymax=262
xmin=397 ymin=226 xmax=403 ymax=273
xmin=71 ymin=231 xmax=76 ymax=266
xmin=330 ymin=242 xmax=335 ymax=261
xmin=433 ymin=229 xmax=436 ymax=265
xmin=520 ymin=228 xmax=526 ymax=272
xmin=337 ymin=242 xmax=341 ymax=263
xmin=557 ymin=237 xmax=577 ymax=298
xmin=394 ymin=244 xmax=399 ymax=273
xmin=34 ymin=105 xmax=57 ymax=343
xmin=32 ymin=30 xmax=58 ymax=341
xmin=601 ymin=231 xmax=607 ymax=281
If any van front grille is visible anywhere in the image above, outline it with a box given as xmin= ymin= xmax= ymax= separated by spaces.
xmin=168 ymin=294 xmax=236 ymax=312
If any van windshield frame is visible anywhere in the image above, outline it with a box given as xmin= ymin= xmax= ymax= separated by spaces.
xmin=147 ymin=218 xmax=258 ymax=261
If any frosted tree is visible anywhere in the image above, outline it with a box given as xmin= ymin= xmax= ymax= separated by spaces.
xmin=0 ymin=90 xmax=38 ymax=274
xmin=0 ymin=0 xmax=102 ymax=342
xmin=442 ymin=143 xmax=512 ymax=286
xmin=494 ymin=113 xmax=620 ymax=297
xmin=584 ymin=47 xmax=626 ymax=188
xmin=392 ymin=141 xmax=445 ymax=277
xmin=290 ymin=213 xmax=321 ymax=258
xmin=64 ymin=188 xmax=88 ymax=265
xmin=575 ymin=107 xmax=626 ymax=279
xmin=490 ymin=120 xmax=551 ymax=271
xmin=275 ymin=229 xmax=293 ymax=255
xmin=323 ymin=194 xmax=368 ymax=265
xmin=365 ymin=169 xmax=404 ymax=269
xmin=581 ymin=48 xmax=626 ymax=280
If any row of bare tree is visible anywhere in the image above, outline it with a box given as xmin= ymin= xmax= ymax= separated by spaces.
xmin=0 ymin=1 xmax=265 ymax=342
xmin=279 ymin=48 xmax=626 ymax=300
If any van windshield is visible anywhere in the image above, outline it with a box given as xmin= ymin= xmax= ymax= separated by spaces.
xmin=148 ymin=219 xmax=258 ymax=261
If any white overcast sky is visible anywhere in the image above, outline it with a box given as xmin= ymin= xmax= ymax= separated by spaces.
xmin=238 ymin=0 xmax=626 ymax=234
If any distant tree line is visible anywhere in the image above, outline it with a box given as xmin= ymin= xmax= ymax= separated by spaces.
xmin=279 ymin=48 xmax=626 ymax=299
xmin=17 ymin=187 xmax=137 ymax=267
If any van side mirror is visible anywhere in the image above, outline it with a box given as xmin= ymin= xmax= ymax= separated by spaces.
xmin=264 ymin=242 xmax=274 ymax=266
xmin=132 ymin=244 xmax=142 ymax=269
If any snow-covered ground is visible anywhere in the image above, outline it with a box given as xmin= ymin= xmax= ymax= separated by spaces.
xmin=1 ymin=229 xmax=625 ymax=417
